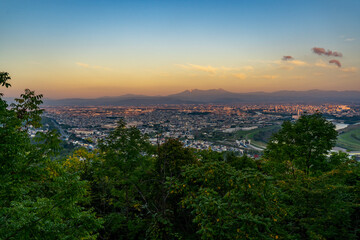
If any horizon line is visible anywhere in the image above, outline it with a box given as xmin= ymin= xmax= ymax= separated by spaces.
xmin=15 ymin=88 xmax=360 ymax=100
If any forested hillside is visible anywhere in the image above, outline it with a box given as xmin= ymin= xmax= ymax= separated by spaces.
xmin=1 ymin=72 xmax=359 ymax=239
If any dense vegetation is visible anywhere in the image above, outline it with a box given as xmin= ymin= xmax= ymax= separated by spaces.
xmin=1 ymin=72 xmax=359 ymax=239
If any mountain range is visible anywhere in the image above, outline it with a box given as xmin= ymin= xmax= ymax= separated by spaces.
xmin=43 ymin=89 xmax=360 ymax=106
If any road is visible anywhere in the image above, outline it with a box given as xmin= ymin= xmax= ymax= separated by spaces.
xmin=51 ymin=119 xmax=69 ymax=139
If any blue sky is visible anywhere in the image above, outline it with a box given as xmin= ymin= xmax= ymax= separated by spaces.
xmin=1 ymin=0 xmax=359 ymax=98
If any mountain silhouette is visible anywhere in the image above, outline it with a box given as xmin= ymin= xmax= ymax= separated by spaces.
xmin=43 ymin=89 xmax=360 ymax=106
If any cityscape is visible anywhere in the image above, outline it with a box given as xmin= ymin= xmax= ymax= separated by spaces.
xmin=35 ymin=103 xmax=360 ymax=159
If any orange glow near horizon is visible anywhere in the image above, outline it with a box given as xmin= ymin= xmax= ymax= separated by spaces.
xmin=2 ymin=59 xmax=359 ymax=99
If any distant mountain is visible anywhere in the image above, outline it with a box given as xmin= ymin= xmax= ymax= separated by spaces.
xmin=42 ymin=89 xmax=360 ymax=106
xmin=43 ymin=95 xmax=198 ymax=106
xmin=168 ymin=88 xmax=239 ymax=102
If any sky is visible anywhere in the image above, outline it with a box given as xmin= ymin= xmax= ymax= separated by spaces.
xmin=0 ymin=0 xmax=359 ymax=99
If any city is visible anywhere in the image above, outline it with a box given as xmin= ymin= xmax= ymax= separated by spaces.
xmin=35 ymin=103 xmax=360 ymax=158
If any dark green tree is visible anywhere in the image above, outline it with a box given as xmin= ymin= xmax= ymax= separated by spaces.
xmin=148 ymin=139 xmax=197 ymax=239
xmin=170 ymin=154 xmax=285 ymax=239
xmin=80 ymin=119 xmax=154 ymax=239
xmin=264 ymin=114 xmax=338 ymax=176
xmin=0 ymin=72 xmax=11 ymax=94
xmin=0 ymin=72 xmax=102 ymax=239
xmin=263 ymin=114 xmax=359 ymax=239
xmin=225 ymin=152 xmax=258 ymax=170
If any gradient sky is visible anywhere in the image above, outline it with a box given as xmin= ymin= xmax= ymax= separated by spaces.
xmin=1 ymin=0 xmax=359 ymax=98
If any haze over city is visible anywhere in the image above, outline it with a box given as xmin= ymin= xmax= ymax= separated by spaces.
xmin=1 ymin=0 xmax=359 ymax=99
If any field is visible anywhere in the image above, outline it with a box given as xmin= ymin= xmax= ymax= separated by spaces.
xmin=196 ymin=124 xmax=281 ymax=150
xmin=198 ymin=123 xmax=360 ymax=152
xmin=336 ymin=125 xmax=360 ymax=151
xmin=233 ymin=125 xmax=281 ymax=148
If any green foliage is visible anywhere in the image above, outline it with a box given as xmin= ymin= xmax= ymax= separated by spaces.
xmin=269 ymin=156 xmax=359 ymax=239
xmin=156 ymin=138 xmax=196 ymax=179
xmin=264 ymin=114 xmax=338 ymax=175
xmin=0 ymin=72 xmax=102 ymax=239
xmin=263 ymin=114 xmax=359 ymax=239
xmin=11 ymin=89 xmax=44 ymax=128
xmin=148 ymin=139 xmax=197 ymax=239
xmin=226 ymin=152 xmax=258 ymax=170
xmin=69 ymin=120 xmax=155 ymax=239
xmin=0 ymin=71 xmax=11 ymax=96
xmin=171 ymin=160 xmax=284 ymax=239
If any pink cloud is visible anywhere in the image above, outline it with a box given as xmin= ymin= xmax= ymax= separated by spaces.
xmin=282 ymin=56 xmax=294 ymax=61
xmin=329 ymin=59 xmax=341 ymax=68
xmin=312 ymin=47 xmax=343 ymax=57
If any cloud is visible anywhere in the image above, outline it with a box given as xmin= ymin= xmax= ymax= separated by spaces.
xmin=189 ymin=64 xmax=217 ymax=74
xmin=312 ymin=47 xmax=342 ymax=57
xmin=176 ymin=64 xmax=253 ymax=75
xmin=315 ymin=59 xmax=342 ymax=69
xmin=233 ymin=73 xmax=247 ymax=80
xmin=345 ymin=38 xmax=355 ymax=42
xmin=315 ymin=59 xmax=350 ymax=69
xmin=176 ymin=63 xmax=217 ymax=74
xmin=329 ymin=59 xmax=341 ymax=68
xmin=76 ymin=62 xmax=112 ymax=71
xmin=274 ymin=59 xmax=308 ymax=66
xmin=341 ymin=67 xmax=357 ymax=73
xmin=282 ymin=56 xmax=294 ymax=61
xmin=275 ymin=58 xmax=307 ymax=70
xmin=291 ymin=60 xmax=307 ymax=66
xmin=315 ymin=60 xmax=331 ymax=68
xmin=315 ymin=60 xmax=357 ymax=71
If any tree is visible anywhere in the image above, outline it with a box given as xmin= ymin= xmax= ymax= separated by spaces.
xmin=0 ymin=72 xmax=11 ymax=96
xmin=170 ymin=154 xmax=285 ymax=240
xmin=266 ymin=153 xmax=360 ymax=239
xmin=0 ymin=72 xmax=102 ymax=239
xmin=155 ymin=138 xmax=196 ymax=180
xmin=263 ymin=114 xmax=359 ymax=239
xmin=148 ymin=139 xmax=197 ymax=239
xmin=11 ymin=89 xmax=44 ymax=128
xmin=264 ymin=113 xmax=338 ymax=176
xmin=78 ymin=119 xmax=154 ymax=239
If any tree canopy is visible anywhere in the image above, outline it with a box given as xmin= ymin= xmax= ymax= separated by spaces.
xmin=264 ymin=114 xmax=338 ymax=175
xmin=0 ymin=72 xmax=102 ymax=239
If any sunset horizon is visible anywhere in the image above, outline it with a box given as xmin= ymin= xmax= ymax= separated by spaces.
xmin=37 ymin=87 xmax=360 ymax=101
xmin=1 ymin=0 xmax=359 ymax=98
